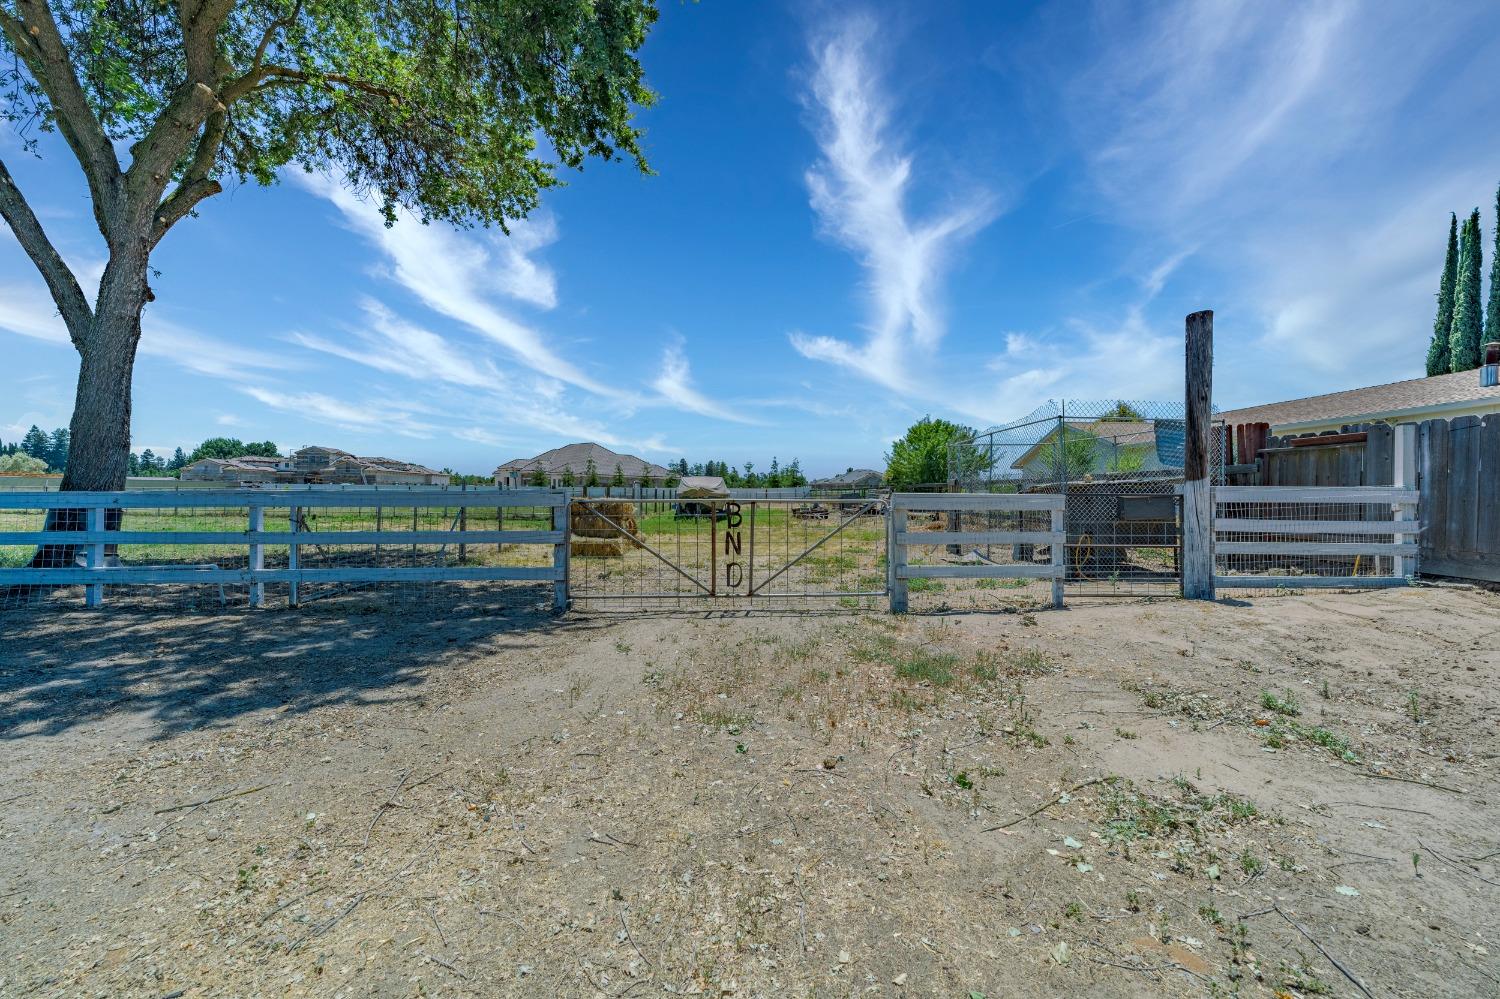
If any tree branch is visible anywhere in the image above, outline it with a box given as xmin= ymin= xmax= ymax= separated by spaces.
xmin=150 ymin=109 xmax=226 ymax=246
xmin=224 ymin=64 xmax=401 ymax=106
xmin=2 ymin=1 xmax=124 ymax=237
xmin=178 ymin=0 xmax=236 ymax=82
xmin=0 ymin=157 xmax=92 ymax=346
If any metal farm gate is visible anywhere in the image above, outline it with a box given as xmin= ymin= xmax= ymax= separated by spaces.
xmin=565 ymin=496 xmax=888 ymax=607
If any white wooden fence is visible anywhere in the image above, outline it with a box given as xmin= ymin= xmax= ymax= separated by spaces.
xmin=1213 ymin=485 xmax=1420 ymax=590
xmin=888 ymin=492 xmax=1066 ymax=611
xmin=0 ymin=489 xmax=570 ymax=610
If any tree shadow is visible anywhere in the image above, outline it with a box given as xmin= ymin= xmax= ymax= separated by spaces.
xmin=0 ymin=583 xmax=602 ymax=742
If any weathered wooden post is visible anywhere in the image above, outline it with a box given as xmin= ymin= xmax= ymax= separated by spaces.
xmin=85 ymin=503 xmax=105 ymax=608
xmin=1050 ymin=502 xmax=1065 ymax=609
xmin=248 ymin=504 xmax=264 ymax=608
xmin=1182 ymin=310 xmax=1215 ymax=600
xmin=287 ymin=504 xmax=301 ymax=607
xmin=888 ymin=501 xmax=909 ymax=613
xmin=552 ymin=493 xmax=569 ymax=611
xmin=1393 ymin=422 xmax=1418 ymax=578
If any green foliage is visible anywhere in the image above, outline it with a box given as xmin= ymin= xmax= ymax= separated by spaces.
xmin=1035 ymin=426 xmax=1099 ymax=482
xmin=884 ymin=416 xmax=989 ymax=489
xmin=610 ymin=463 xmax=626 ymax=487
xmin=20 ymin=425 xmax=49 ymax=461
xmin=187 ymin=437 xmax=280 ymax=462
xmin=560 ymin=467 xmax=577 ymax=488
xmin=528 ymin=467 xmax=550 ymax=487
xmin=584 ymin=457 xmax=600 ymax=488
xmin=1100 ymin=401 xmax=1145 ymax=421
xmin=1428 ymin=213 xmax=1459 ymax=375
xmin=0 ymin=452 xmax=48 ymax=473
xmin=1450 ymin=208 xmax=1484 ymax=372
xmin=1489 ymin=186 xmax=1500 ymax=346
xmin=3 ymin=0 xmax=658 ymax=230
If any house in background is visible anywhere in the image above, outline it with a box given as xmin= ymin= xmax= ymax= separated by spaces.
xmin=1219 ymin=348 xmax=1500 ymax=434
xmin=493 ymin=442 xmax=673 ymax=488
xmin=1008 ymin=420 xmax=1169 ymax=480
xmin=181 ymin=446 xmax=449 ymax=485
xmin=809 ymin=468 xmax=884 ymax=492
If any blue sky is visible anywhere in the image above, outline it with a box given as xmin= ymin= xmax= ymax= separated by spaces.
xmin=3 ymin=0 xmax=1500 ymax=476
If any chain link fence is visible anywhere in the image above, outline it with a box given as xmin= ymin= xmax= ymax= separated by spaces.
xmin=948 ymin=401 xmax=1225 ymax=595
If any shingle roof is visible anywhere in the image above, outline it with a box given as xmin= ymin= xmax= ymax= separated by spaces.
xmin=811 ymin=468 xmax=883 ymax=485
xmin=1009 ymin=420 xmax=1157 ymax=469
xmin=494 ymin=442 xmax=671 ymax=480
xmin=1218 ymin=368 xmax=1500 ymax=429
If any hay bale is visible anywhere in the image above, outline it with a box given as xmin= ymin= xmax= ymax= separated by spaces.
xmin=570 ymin=500 xmax=639 ymax=538
xmin=571 ymin=536 xmax=625 ymax=557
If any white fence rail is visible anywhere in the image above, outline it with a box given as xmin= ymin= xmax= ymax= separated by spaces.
xmin=1213 ymin=485 xmax=1420 ymax=590
xmin=0 ymin=489 xmax=570 ymax=610
xmin=888 ymin=492 xmax=1066 ymax=611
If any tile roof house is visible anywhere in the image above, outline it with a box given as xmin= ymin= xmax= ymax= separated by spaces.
xmin=493 ymin=443 xmax=673 ymax=488
xmin=809 ymin=468 xmax=884 ymax=490
xmin=1219 ymin=353 xmax=1500 ymax=434
xmin=181 ymin=447 xmax=449 ymax=485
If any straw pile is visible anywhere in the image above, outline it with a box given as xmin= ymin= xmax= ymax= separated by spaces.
xmin=570 ymin=500 xmax=642 ymax=556
xmin=571 ymin=537 xmax=626 ymax=557
xmin=571 ymin=500 xmax=639 ymax=537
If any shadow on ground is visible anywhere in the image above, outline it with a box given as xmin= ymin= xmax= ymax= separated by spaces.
xmin=0 ymin=583 xmax=599 ymax=741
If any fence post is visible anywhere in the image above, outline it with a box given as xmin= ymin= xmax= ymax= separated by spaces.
xmin=553 ymin=494 xmax=570 ymax=611
xmin=1050 ymin=503 xmax=1064 ymax=608
xmin=287 ymin=504 xmax=300 ymax=607
xmin=248 ymin=504 xmax=264 ymax=608
xmin=1393 ymin=422 xmax=1417 ymax=578
xmin=1182 ymin=310 xmax=1216 ymax=599
xmin=85 ymin=504 xmax=104 ymax=608
xmin=458 ymin=505 xmax=467 ymax=564
xmin=889 ymin=502 xmax=908 ymax=613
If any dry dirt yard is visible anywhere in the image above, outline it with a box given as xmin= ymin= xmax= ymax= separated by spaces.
xmin=1 ymin=584 xmax=1498 ymax=999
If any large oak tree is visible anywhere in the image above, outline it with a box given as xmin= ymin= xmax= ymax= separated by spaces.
xmin=0 ymin=0 xmax=656 ymax=496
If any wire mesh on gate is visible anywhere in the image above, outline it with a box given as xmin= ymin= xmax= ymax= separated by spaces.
xmin=948 ymin=400 xmax=1225 ymax=596
xmin=566 ymin=496 xmax=888 ymax=611
xmin=0 ymin=493 xmax=563 ymax=613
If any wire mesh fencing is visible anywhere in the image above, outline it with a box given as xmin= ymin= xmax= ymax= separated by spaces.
xmin=948 ymin=400 xmax=1225 ymax=596
xmin=1213 ymin=486 xmax=1420 ymax=595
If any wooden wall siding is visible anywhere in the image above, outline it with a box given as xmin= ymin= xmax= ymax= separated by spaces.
xmin=1254 ymin=423 xmax=1394 ymax=487
xmin=1421 ymin=414 xmax=1500 ymax=582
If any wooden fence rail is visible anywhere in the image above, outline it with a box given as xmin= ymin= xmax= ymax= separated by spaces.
xmin=0 ymin=489 xmax=570 ymax=610
xmin=888 ymin=492 xmax=1066 ymax=611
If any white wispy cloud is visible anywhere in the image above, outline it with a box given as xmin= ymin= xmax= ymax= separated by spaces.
xmin=1053 ymin=0 xmax=1500 ymax=402
xmin=651 ymin=339 xmax=757 ymax=423
xmin=0 ymin=280 xmax=289 ymax=379
xmin=240 ymin=385 xmax=439 ymax=438
xmin=288 ymin=299 xmax=503 ymax=390
xmin=789 ymin=15 xmax=996 ymax=391
xmin=293 ymin=171 xmax=619 ymax=397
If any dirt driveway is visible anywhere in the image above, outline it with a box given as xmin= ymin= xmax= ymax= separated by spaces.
xmin=1 ymin=584 xmax=1497 ymax=998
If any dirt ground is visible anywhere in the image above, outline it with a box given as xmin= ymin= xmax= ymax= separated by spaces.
xmin=1 ymin=583 xmax=1497 ymax=998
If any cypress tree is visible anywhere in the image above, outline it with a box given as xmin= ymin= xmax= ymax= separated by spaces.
xmin=1427 ymin=213 xmax=1458 ymax=375
xmin=1450 ymin=209 xmax=1484 ymax=372
xmin=1488 ymin=184 xmax=1500 ymax=346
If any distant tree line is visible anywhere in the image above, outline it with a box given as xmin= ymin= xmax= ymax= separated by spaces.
xmin=0 ymin=426 xmax=70 ymax=473
xmin=1427 ymin=184 xmax=1500 ymax=375
xmin=665 ymin=457 xmax=807 ymax=488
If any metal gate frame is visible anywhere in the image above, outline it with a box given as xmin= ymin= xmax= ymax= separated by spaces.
xmin=566 ymin=496 xmax=888 ymax=603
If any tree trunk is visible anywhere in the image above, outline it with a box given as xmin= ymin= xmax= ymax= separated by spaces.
xmin=29 ymin=260 xmax=146 ymax=570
